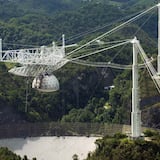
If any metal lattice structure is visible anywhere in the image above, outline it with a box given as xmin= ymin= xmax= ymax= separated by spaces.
xmin=0 ymin=42 xmax=68 ymax=77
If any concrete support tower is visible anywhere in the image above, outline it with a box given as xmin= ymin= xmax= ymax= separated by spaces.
xmin=131 ymin=37 xmax=141 ymax=138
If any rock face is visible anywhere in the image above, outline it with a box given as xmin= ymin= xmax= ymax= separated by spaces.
xmin=140 ymin=95 xmax=160 ymax=128
xmin=142 ymin=100 xmax=160 ymax=128
xmin=0 ymin=105 xmax=26 ymax=125
xmin=70 ymin=68 xmax=115 ymax=107
xmin=141 ymin=96 xmax=160 ymax=108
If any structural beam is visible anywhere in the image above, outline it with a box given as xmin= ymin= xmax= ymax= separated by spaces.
xmin=131 ymin=37 xmax=141 ymax=138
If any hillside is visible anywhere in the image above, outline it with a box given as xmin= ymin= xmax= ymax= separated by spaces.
xmin=0 ymin=0 xmax=159 ymax=128
xmin=0 ymin=147 xmax=36 ymax=160
xmin=85 ymin=132 xmax=160 ymax=160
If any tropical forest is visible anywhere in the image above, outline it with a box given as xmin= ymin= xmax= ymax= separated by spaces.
xmin=0 ymin=0 xmax=160 ymax=159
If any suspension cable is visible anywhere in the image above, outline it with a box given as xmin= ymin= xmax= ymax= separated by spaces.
xmin=66 ymin=4 xmax=157 ymax=57
xmin=136 ymin=42 xmax=160 ymax=93
xmin=65 ymin=10 xmax=146 ymax=43
xmin=70 ymin=40 xmax=131 ymax=61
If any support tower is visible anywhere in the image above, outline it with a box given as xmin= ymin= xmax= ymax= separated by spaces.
xmin=131 ymin=37 xmax=141 ymax=138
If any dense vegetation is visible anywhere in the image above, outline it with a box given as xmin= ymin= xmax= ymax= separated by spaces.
xmin=0 ymin=147 xmax=36 ymax=160
xmin=0 ymin=0 xmax=159 ymax=128
xmin=85 ymin=131 xmax=160 ymax=160
xmin=0 ymin=0 xmax=160 ymax=159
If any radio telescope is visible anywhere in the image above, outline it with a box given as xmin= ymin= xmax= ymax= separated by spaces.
xmin=0 ymin=3 xmax=160 ymax=138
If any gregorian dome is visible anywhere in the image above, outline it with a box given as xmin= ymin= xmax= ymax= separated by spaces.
xmin=32 ymin=73 xmax=59 ymax=92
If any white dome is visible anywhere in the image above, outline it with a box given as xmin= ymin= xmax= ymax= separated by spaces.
xmin=32 ymin=74 xmax=59 ymax=92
